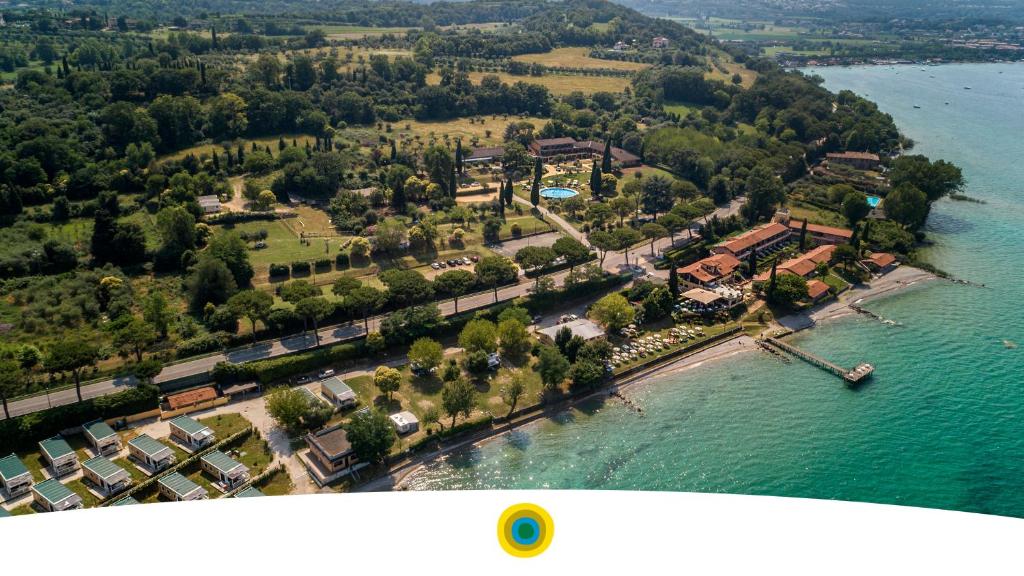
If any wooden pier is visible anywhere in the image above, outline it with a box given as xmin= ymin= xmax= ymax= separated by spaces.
xmin=763 ymin=337 xmax=874 ymax=385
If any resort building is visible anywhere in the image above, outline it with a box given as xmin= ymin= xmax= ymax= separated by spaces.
xmin=233 ymin=486 xmax=264 ymax=498
xmin=527 ymin=137 xmax=641 ymax=167
xmin=297 ymin=386 xmax=329 ymax=408
xmin=0 ymin=454 xmax=33 ymax=498
xmin=863 ymin=252 xmax=898 ymax=274
xmin=712 ymin=223 xmax=792 ymax=259
xmin=538 ymin=318 xmax=606 ymax=342
xmin=82 ymin=456 xmax=132 ymax=496
xmin=305 ymin=425 xmax=359 ymax=482
xmin=464 ymin=146 xmax=505 ymax=164
xmin=652 ymin=36 xmax=670 ymax=48
xmin=389 ymin=411 xmax=420 ymax=435
xmin=320 ymin=376 xmax=357 ymax=409
xmin=198 ymin=195 xmax=222 ymax=214
xmin=774 ymin=210 xmax=853 ymax=245
xmin=807 ymin=280 xmax=832 ymax=303
xmin=84 ymin=420 xmax=122 ymax=456
xmin=574 ymin=140 xmax=642 ymax=167
xmin=168 ymin=415 xmax=215 ymax=450
xmin=39 ymin=436 xmax=79 ymax=478
xmin=755 ymin=245 xmax=836 ymax=281
xmin=678 ymin=253 xmax=742 ymax=288
xmin=158 ymin=472 xmax=208 ymax=502
xmin=826 ymin=151 xmax=881 ymax=170
xmin=200 ymin=450 xmax=250 ymax=490
xmin=529 ymin=137 xmax=578 ymax=159
xmin=32 ymin=478 xmax=83 ymax=512
xmin=127 ymin=434 xmax=176 ymax=472
xmin=165 ymin=386 xmax=219 ymax=413
xmin=681 ymin=287 xmax=744 ymax=313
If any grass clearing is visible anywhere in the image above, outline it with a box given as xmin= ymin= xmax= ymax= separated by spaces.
xmin=303 ymin=24 xmax=414 ymax=39
xmin=512 ymin=47 xmax=650 ymax=71
xmin=390 ymin=115 xmax=550 ymax=148
xmin=426 ymin=71 xmax=632 ymax=95
xmin=198 ymin=413 xmax=252 ymax=438
xmin=157 ymin=134 xmax=319 ymax=163
xmin=257 ymin=468 xmax=294 ymax=496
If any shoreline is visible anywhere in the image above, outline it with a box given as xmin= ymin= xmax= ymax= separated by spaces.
xmin=373 ymin=266 xmax=936 ymax=492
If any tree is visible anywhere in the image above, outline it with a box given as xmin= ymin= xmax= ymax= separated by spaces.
xmin=798 ymin=219 xmax=809 ymax=250
xmin=46 ymin=339 xmax=99 ymax=402
xmin=890 ymin=155 xmax=963 ymax=202
xmin=0 ymin=360 xmax=23 ymax=419
xmin=455 ymin=139 xmax=464 ymax=174
xmin=885 ymin=183 xmax=929 ymax=230
xmin=186 ymin=256 xmax=238 ymax=310
xmin=589 ymin=161 xmax=603 ymax=200
xmin=373 ymin=365 xmax=403 ymax=402
xmin=834 ymin=243 xmax=860 ymax=272
xmin=740 ymin=165 xmax=786 ymax=223
xmin=345 ymin=286 xmax=386 ymax=331
xmin=570 ymin=359 xmax=606 ymax=391
xmin=641 ymin=174 xmax=673 ymax=218
xmin=609 ymin=195 xmax=635 ymax=226
xmin=207 ymin=232 xmax=254 ymax=288
xmin=433 ymin=269 xmax=475 ymax=313
xmin=537 ymin=345 xmax=569 ymax=390
xmin=842 ymin=190 xmax=871 ymax=227
xmin=668 ymin=262 xmax=680 ymax=298
xmin=498 ymin=319 xmax=531 ymax=358
xmin=331 ymin=277 xmax=361 ymax=298
xmin=612 ymin=227 xmax=643 ymax=267
xmin=441 ymin=377 xmax=475 ymax=428
xmin=459 ymin=319 xmax=498 ymax=354
xmin=588 ymin=230 xmax=617 ymax=266
xmin=295 ymin=297 xmax=332 ymax=347
xmin=591 ymin=293 xmax=635 ymax=332
xmin=228 ymin=290 xmax=274 ymax=345
xmin=601 ymin=140 xmax=613 ymax=173
xmin=475 ymin=256 xmax=518 ymax=302
xmin=530 ymin=156 xmax=542 ymax=207
xmin=112 ymin=317 xmax=157 ymax=363
xmin=504 ymin=177 xmax=514 ymax=206
xmin=409 ymin=337 xmax=444 ymax=373
xmin=423 ymin=145 xmax=454 ymax=188
xmin=641 ymin=222 xmax=668 ymax=256
xmin=658 ymin=213 xmax=685 ymax=245
xmin=143 ymin=292 xmax=173 ymax=339
xmin=280 ymin=279 xmax=320 ymax=304
xmin=515 ymin=246 xmax=556 ymax=287
xmin=345 ymin=409 xmax=396 ymax=464
xmin=771 ymin=274 xmax=809 ymax=307
xmin=266 ymin=387 xmax=332 ymax=435
xmin=500 ymin=371 xmax=526 ymax=417
xmin=552 ymin=236 xmax=590 ymax=273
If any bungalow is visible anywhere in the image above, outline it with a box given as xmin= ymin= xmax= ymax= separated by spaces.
xmin=787 ymin=220 xmax=853 ymax=246
xmin=306 ymin=425 xmax=359 ymax=477
xmin=389 ymin=411 xmax=420 ymax=435
xmin=538 ymin=318 xmax=606 ymax=342
xmin=39 ymin=436 xmax=79 ymax=478
xmin=678 ymin=253 xmax=741 ymax=288
xmin=575 ymin=140 xmax=642 ymax=168
xmin=826 ymin=151 xmax=881 ymax=170
xmin=32 ymin=479 xmax=83 ymax=512
xmin=807 ymin=280 xmax=831 ymax=303
xmin=200 ymin=450 xmax=250 ymax=490
xmin=233 ymin=486 xmax=264 ymax=498
xmin=297 ymin=386 xmax=329 ymax=408
xmin=127 ymin=434 xmax=176 ymax=472
xmin=711 ymin=223 xmax=792 ymax=259
xmin=320 ymin=376 xmax=357 ymax=409
xmin=464 ymin=146 xmax=505 ymax=164
xmin=528 ymin=137 xmax=579 ymax=159
xmin=82 ymin=456 xmax=132 ymax=495
xmin=165 ymin=386 xmax=218 ymax=412
xmin=168 ymin=415 xmax=215 ymax=450
xmin=158 ymin=472 xmax=208 ymax=502
xmin=84 ymin=420 xmax=122 ymax=456
xmin=652 ymin=36 xmax=670 ymax=48
xmin=198 ymin=195 xmax=222 ymax=214
xmin=112 ymin=495 xmax=139 ymax=506
xmin=863 ymin=252 xmax=898 ymax=274
xmin=0 ymin=454 xmax=32 ymax=498
xmin=755 ymin=245 xmax=836 ymax=281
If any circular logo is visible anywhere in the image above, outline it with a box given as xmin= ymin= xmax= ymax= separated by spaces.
xmin=497 ymin=503 xmax=554 ymax=558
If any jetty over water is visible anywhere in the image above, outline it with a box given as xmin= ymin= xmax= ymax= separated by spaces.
xmin=763 ymin=337 xmax=874 ymax=385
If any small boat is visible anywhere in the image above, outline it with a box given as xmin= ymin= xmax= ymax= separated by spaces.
xmin=964 ymin=86 xmax=972 ymax=90
xmin=913 ymin=105 xmax=921 ymax=109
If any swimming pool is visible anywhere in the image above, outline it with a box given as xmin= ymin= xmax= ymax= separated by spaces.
xmin=867 ymin=195 xmax=882 ymax=208
xmin=540 ymin=187 xmax=579 ymax=200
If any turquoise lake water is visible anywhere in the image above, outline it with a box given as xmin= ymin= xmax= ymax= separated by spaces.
xmin=405 ymin=63 xmax=1024 ymax=517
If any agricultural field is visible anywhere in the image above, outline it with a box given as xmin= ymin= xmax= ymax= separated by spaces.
xmin=426 ymin=71 xmax=633 ymax=95
xmin=303 ymin=24 xmax=414 ymax=39
xmin=511 ymin=47 xmax=651 ymax=71
xmin=388 ymin=115 xmax=550 ymax=148
xmin=705 ymin=52 xmax=758 ymax=87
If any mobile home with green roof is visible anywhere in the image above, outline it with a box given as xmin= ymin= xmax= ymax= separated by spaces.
xmin=200 ymin=450 xmax=249 ymax=490
xmin=32 ymin=479 xmax=83 ymax=512
xmin=0 ymin=454 xmax=33 ymax=498
xmin=38 ymin=436 xmax=79 ymax=477
xmin=127 ymin=434 xmax=176 ymax=472
xmin=84 ymin=420 xmax=122 ymax=456
xmin=168 ymin=415 xmax=215 ymax=450
xmin=158 ymin=472 xmax=208 ymax=502
xmin=82 ymin=456 xmax=132 ymax=495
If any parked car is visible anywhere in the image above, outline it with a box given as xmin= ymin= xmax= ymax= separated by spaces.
xmin=470 ymin=255 xmax=480 ymax=262
xmin=431 ymin=262 xmax=441 ymax=270
xmin=318 ymin=369 xmax=335 ymax=379
xmin=295 ymin=374 xmax=315 ymax=385
xmin=461 ymin=257 xmax=472 ymax=265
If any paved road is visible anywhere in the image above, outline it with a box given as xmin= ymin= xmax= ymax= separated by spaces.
xmin=4 ymin=196 xmax=743 ymax=419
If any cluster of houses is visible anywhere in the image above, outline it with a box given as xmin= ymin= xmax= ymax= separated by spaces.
xmin=676 ymin=208 xmax=898 ymax=309
xmin=464 ymin=137 xmax=642 ymax=169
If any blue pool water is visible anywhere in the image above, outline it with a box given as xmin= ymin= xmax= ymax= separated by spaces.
xmin=867 ymin=195 xmax=881 ymax=207
xmin=540 ymin=187 xmax=579 ymax=199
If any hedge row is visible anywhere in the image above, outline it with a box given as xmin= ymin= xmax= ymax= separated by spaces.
xmin=0 ymin=385 xmax=160 ymax=454
xmin=213 ymin=341 xmax=368 ymax=385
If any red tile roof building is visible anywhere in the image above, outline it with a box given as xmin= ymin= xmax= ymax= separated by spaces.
xmin=807 ymin=280 xmax=831 ymax=302
xmin=755 ymin=245 xmax=836 ymax=282
xmin=826 ymin=151 xmax=881 ymax=170
xmin=786 ymin=219 xmax=853 ymax=246
xmin=863 ymin=252 xmax=898 ymax=273
xmin=712 ymin=223 xmax=792 ymax=259
xmin=678 ymin=253 xmax=741 ymax=287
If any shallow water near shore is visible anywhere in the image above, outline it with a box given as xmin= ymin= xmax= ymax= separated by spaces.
xmin=404 ymin=63 xmax=1024 ymax=517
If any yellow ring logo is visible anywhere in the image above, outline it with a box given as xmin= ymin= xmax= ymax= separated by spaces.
xmin=497 ymin=503 xmax=554 ymax=558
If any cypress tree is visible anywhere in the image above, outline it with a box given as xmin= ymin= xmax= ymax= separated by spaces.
xmin=211 ymin=26 xmax=218 ymax=49
xmin=589 ymin=162 xmax=602 ymax=201
xmin=862 ymin=219 xmax=871 ymax=246
xmin=530 ymin=158 xmax=542 ymax=208
xmin=601 ymin=140 xmax=612 ymax=173
xmin=498 ymin=194 xmax=505 ymax=219
xmin=225 ymin=148 xmax=234 ymax=169
xmin=504 ymin=178 xmax=514 ymax=207
xmin=237 ymin=144 xmax=245 ymax=165
xmin=449 ymin=164 xmax=457 ymax=199
xmin=212 ymin=150 xmax=221 ymax=172
xmin=278 ymin=137 xmax=286 ymax=151
xmin=455 ymin=139 xmax=464 ymax=174
xmin=668 ymin=261 xmax=680 ymax=298
xmin=748 ymin=249 xmax=758 ymax=277
xmin=767 ymin=257 xmax=779 ymax=301
xmin=798 ymin=219 xmax=808 ymax=250
xmin=390 ymin=140 xmax=397 ymax=161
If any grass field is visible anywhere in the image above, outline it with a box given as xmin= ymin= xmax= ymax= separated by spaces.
xmin=511 ymin=47 xmax=650 ymax=72
xmin=426 ymin=71 xmax=632 ymax=95
xmin=158 ymin=134 xmax=319 ymax=163
xmin=211 ymin=219 xmax=351 ymax=283
xmin=388 ymin=115 xmax=550 ymax=147
xmin=303 ymin=24 xmax=414 ymax=39
xmin=664 ymin=100 xmax=699 ymax=117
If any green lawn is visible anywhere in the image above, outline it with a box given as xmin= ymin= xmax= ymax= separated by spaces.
xmin=198 ymin=413 xmax=252 ymax=438
xmin=211 ymin=219 xmax=352 ymax=283
xmin=256 ymin=468 xmax=294 ymax=496
xmin=65 ymin=478 xmax=102 ymax=508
